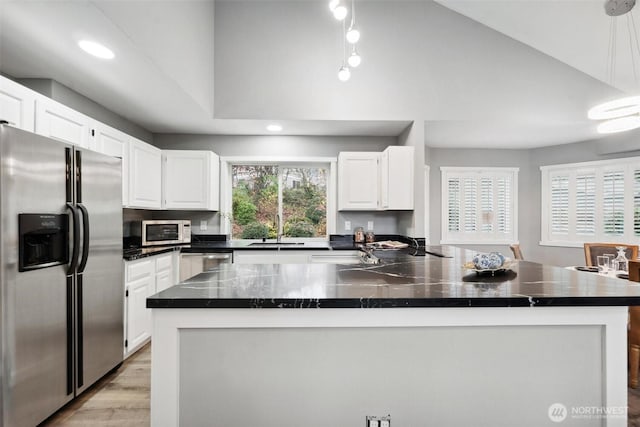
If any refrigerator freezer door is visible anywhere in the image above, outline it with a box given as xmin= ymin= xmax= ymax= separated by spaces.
xmin=0 ymin=126 xmax=74 ymax=426
xmin=74 ymin=148 xmax=123 ymax=395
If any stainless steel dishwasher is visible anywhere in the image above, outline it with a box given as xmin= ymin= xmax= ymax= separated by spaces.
xmin=179 ymin=251 xmax=233 ymax=282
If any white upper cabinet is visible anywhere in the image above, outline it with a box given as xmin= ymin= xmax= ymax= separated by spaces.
xmin=380 ymin=146 xmax=414 ymax=210
xmin=338 ymin=152 xmax=380 ymax=210
xmin=162 ymin=150 xmax=219 ymax=210
xmin=0 ymin=76 xmax=36 ymax=132
xmin=90 ymin=120 xmax=129 ymax=206
xmin=35 ymin=97 xmax=90 ymax=148
xmin=128 ymin=138 xmax=162 ymax=209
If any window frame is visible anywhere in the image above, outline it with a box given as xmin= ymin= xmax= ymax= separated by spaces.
xmin=220 ymin=156 xmax=337 ymax=241
xmin=540 ymin=156 xmax=640 ymax=247
xmin=440 ymin=166 xmax=519 ymax=245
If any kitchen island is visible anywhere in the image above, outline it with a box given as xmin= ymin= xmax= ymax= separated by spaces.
xmin=147 ymin=247 xmax=640 ymax=427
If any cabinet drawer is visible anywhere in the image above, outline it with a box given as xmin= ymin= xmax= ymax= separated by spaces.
xmin=126 ymin=258 xmax=154 ymax=282
xmin=155 ymin=253 xmax=173 ymax=272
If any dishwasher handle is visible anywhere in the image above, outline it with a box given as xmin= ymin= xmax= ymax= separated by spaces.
xmin=181 ymin=252 xmax=232 ymax=260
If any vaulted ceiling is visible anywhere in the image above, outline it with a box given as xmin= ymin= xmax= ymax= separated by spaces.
xmin=0 ymin=0 xmax=630 ymax=147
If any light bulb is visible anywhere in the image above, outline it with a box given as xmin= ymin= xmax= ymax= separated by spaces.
xmin=588 ymin=96 xmax=640 ymax=120
xmin=78 ymin=40 xmax=114 ymax=59
xmin=329 ymin=0 xmax=339 ymax=11
xmin=333 ymin=4 xmax=348 ymax=20
xmin=597 ymin=115 xmax=640 ymax=133
xmin=346 ymin=27 xmax=360 ymax=44
xmin=266 ymin=123 xmax=283 ymax=132
xmin=337 ymin=65 xmax=351 ymax=82
xmin=348 ymin=51 xmax=361 ymax=67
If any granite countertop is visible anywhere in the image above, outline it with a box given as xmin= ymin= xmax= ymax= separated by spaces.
xmin=146 ymin=246 xmax=640 ymax=309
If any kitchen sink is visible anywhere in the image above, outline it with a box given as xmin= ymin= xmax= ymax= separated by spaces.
xmin=248 ymin=242 xmax=306 ymax=246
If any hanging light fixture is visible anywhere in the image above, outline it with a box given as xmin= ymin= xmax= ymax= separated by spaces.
xmin=346 ymin=0 xmax=360 ymax=43
xmin=348 ymin=46 xmax=361 ymax=68
xmin=338 ymin=19 xmax=351 ymax=81
xmin=332 ymin=0 xmax=348 ymax=21
xmin=589 ymin=0 xmax=640 ymax=133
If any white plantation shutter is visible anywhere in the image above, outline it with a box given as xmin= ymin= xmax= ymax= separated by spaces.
xmin=447 ymin=178 xmax=460 ymax=232
xmin=541 ymin=157 xmax=640 ymax=246
xmin=441 ymin=167 xmax=518 ymax=244
xmin=575 ymin=173 xmax=595 ymax=236
xmin=496 ymin=177 xmax=511 ymax=234
xmin=602 ymin=170 xmax=625 ymax=236
xmin=635 ymin=169 xmax=640 ymax=237
xmin=463 ymin=177 xmax=477 ymax=232
xmin=550 ymin=174 xmax=569 ymax=235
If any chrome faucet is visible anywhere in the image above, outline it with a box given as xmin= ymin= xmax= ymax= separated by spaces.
xmin=276 ymin=214 xmax=282 ymax=243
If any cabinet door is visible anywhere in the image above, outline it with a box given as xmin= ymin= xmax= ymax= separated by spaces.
xmin=35 ymin=97 xmax=90 ymax=148
xmin=128 ymin=138 xmax=162 ymax=209
xmin=126 ymin=275 xmax=153 ymax=353
xmin=338 ymin=152 xmax=380 ymax=210
xmin=156 ymin=270 xmax=172 ymax=294
xmin=381 ymin=146 xmax=414 ymax=210
xmin=90 ymin=120 xmax=129 ymax=205
xmin=155 ymin=253 xmax=174 ymax=293
xmin=0 ymin=76 xmax=35 ymax=132
xmin=163 ymin=150 xmax=218 ymax=210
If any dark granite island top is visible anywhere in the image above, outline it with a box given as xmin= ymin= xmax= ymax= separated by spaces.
xmin=147 ymin=246 xmax=640 ymax=309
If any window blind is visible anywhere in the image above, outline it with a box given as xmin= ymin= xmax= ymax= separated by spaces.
xmin=441 ymin=167 xmax=518 ymax=244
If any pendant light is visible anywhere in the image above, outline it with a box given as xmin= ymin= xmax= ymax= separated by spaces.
xmin=588 ymin=0 xmax=640 ymax=133
xmin=348 ymin=45 xmax=361 ymax=68
xmin=338 ymin=19 xmax=351 ymax=81
xmin=346 ymin=0 xmax=360 ymax=43
xmin=332 ymin=0 xmax=348 ymax=21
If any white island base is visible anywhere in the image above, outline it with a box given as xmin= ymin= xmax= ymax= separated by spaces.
xmin=150 ymin=306 xmax=628 ymax=427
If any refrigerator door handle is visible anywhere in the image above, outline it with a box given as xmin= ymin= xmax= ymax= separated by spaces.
xmin=66 ymin=203 xmax=81 ymax=275
xmin=77 ymin=203 xmax=90 ymax=274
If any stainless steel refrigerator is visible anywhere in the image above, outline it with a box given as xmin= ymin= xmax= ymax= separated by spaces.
xmin=0 ymin=125 xmax=124 ymax=426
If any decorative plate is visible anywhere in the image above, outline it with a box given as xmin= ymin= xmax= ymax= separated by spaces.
xmin=463 ymin=259 xmax=515 ymax=275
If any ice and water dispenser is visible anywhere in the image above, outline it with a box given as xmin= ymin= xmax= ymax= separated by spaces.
xmin=18 ymin=213 xmax=68 ymax=272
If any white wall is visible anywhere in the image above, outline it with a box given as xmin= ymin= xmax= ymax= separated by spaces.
xmin=153 ymin=133 xmax=404 ymax=235
xmin=214 ymin=0 xmax=614 ymax=125
xmin=427 ymin=135 xmax=640 ymax=266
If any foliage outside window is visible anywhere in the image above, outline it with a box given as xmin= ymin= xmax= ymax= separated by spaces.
xmin=540 ymin=156 xmax=640 ymax=247
xmin=441 ymin=167 xmax=519 ymax=245
xmin=231 ymin=165 xmax=327 ymax=239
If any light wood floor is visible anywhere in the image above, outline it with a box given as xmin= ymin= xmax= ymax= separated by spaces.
xmin=40 ymin=342 xmax=640 ymax=426
xmin=41 ymin=343 xmax=150 ymax=427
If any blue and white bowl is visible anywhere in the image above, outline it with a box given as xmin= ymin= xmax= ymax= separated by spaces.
xmin=472 ymin=252 xmax=505 ymax=270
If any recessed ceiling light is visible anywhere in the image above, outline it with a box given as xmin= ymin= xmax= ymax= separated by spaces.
xmin=266 ymin=124 xmax=283 ymax=132
xmin=78 ymin=40 xmax=115 ymax=60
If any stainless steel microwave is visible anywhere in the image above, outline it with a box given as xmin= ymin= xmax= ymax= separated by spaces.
xmin=131 ymin=220 xmax=191 ymax=246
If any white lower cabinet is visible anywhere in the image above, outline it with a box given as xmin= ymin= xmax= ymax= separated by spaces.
xmin=124 ymin=252 xmax=177 ymax=358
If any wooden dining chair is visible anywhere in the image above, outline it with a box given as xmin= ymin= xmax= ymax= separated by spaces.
xmin=628 ymin=260 xmax=640 ymax=388
xmin=509 ymin=244 xmax=523 ymax=260
xmin=583 ymin=243 xmax=638 ymax=267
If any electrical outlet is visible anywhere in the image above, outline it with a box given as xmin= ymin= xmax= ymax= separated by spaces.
xmin=380 ymin=417 xmax=391 ymax=427
xmin=345 ymin=221 xmax=351 ymax=231
xmin=367 ymin=221 xmax=374 ymax=231
xmin=200 ymin=220 xmax=207 ymax=231
xmin=366 ymin=416 xmax=379 ymax=427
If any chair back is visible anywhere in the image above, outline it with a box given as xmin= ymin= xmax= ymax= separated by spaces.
xmin=509 ymin=244 xmax=523 ymax=260
xmin=583 ymin=243 xmax=638 ymax=267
